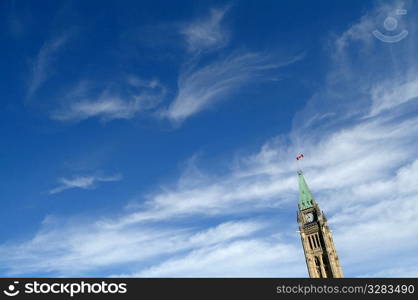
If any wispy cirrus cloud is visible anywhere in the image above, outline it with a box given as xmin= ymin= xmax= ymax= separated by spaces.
xmin=133 ymin=238 xmax=301 ymax=277
xmin=180 ymin=7 xmax=229 ymax=53
xmin=51 ymin=95 xmax=144 ymax=122
xmin=369 ymin=77 xmax=418 ymax=117
xmin=161 ymin=52 xmax=305 ymax=124
xmin=160 ymin=5 xmax=305 ymax=124
xmin=51 ymin=77 xmax=165 ymax=122
xmin=49 ymin=174 xmax=122 ymax=195
xmin=44 ymin=7 xmax=301 ymax=126
xmin=27 ymin=32 xmax=70 ymax=99
xmin=0 ymin=219 xmax=272 ymax=276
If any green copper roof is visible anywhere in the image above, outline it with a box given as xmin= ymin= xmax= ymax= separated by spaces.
xmin=298 ymin=171 xmax=314 ymax=211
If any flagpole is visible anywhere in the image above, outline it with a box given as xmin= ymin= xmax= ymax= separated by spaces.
xmin=296 ymin=157 xmax=301 ymax=172
xmin=295 ymin=154 xmax=304 ymax=173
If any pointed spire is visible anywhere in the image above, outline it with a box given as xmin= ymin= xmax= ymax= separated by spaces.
xmin=297 ymin=170 xmax=314 ymax=211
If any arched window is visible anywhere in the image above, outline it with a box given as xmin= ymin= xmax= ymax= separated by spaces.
xmin=322 ymin=254 xmax=332 ymax=278
xmin=308 ymin=236 xmax=313 ymax=250
xmin=315 ymin=256 xmax=323 ymax=277
xmin=315 ymin=234 xmax=321 ymax=249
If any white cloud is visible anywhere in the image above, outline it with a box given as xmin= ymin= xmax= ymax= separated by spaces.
xmin=52 ymin=96 xmax=140 ymax=122
xmin=369 ymin=77 xmax=418 ymax=117
xmin=358 ymin=263 xmax=418 ymax=278
xmin=331 ymin=193 xmax=418 ymax=277
xmin=159 ymin=6 xmax=304 ymax=124
xmin=334 ymin=14 xmax=375 ymax=56
xmin=0 ymin=220 xmax=268 ymax=276
xmin=49 ymin=174 xmax=122 ymax=194
xmin=161 ymin=52 xmax=304 ymax=123
xmin=134 ymin=238 xmax=302 ymax=277
xmin=181 ymin=7 xmax=229 ymax=53
xmin=27 ymin=33 xmax=70 ymax=98
xmin=51 ymin=78 xmax=165 ymax=122
xmin=45 ymin=8 xmax=302 ymax=126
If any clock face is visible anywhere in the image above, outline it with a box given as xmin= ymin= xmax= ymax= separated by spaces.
xmin=305 ymin=212 xmax=314 ymax=223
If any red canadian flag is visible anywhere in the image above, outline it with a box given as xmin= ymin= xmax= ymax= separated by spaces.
xmin=296 ymin=154 xmax=304 ymax=160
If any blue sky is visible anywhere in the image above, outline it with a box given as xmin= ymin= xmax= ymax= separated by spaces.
xmin=1 ymin=0 xmax=418 ymax=277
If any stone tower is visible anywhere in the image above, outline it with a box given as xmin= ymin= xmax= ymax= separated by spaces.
xmin=297 ymin=171 xmax=344 ymax=278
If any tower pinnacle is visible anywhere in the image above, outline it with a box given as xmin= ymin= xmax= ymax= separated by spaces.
xmin=298 ymin=171 xmax=314 ymax=211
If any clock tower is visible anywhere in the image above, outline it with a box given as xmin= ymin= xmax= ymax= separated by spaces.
xmin=297 ymin=170 xmax=344 ymax=278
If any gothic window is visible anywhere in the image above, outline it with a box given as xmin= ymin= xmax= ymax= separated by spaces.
xmin=315 ymin=234 xmax=321 ymax=249
xmin=314 ymin=256 xmax=323 ymax=277
xmin=313 ymin=234 xmax=318 ymax=248
xmin=308 ymin=236 xmax=313 ymax=250
xmin=322 ymin=254 xmax=332 ymax=278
